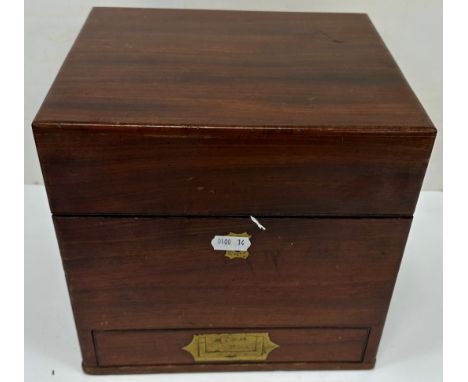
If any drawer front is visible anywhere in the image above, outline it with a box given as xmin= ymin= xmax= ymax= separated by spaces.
xmin=36 ymin=127 xmax=434 ymax=216
xmin=55 ymin=217 xmax=410 ymax=333
xmin=94 ymin=327 xmax=369 ymax=366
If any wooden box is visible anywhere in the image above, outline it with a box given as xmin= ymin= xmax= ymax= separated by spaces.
xmin=33 ymin=8 xmax=436 ymax=374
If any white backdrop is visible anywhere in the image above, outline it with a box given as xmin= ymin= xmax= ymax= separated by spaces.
xmin=24 ymin=0 xmax=442 ymax=190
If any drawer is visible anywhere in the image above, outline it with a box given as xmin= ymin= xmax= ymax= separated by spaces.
xmin=93 ymin=327 xmax=369 ymax=366
xmin=35 ymin=126 xmax=434 ymax=216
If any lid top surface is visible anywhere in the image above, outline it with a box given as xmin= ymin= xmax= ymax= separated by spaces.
xmin=34 ymin=7 xmax=433 ymax=130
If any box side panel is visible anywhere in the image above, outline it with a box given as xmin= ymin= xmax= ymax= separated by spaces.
xmin=54 ymin=216 xmax=411 ymax=369
xmin=35 ymin=126 xmax=434 ymax=216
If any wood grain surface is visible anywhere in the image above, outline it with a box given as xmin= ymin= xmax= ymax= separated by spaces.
xmin=34 ymin=8 xmax=433 ymax=128
xmin=54 ymin=216 xmax=411 ymax=370
xmin=34 ymin=125 xmax=434 ymax=216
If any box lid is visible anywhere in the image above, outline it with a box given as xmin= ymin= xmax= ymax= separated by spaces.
xmin=34 ymin=7 xmax=434 ymax=131
xmin=33 ymin=8 xmax=436 ymax=217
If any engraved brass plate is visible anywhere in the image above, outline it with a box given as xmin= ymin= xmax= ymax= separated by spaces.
xmin=182 ymin=332 xmax=279 ymax=362
xmin=225 ymin=232 xmax=251 ymax=260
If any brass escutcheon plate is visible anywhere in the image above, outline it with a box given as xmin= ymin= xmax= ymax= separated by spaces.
xmin=182 ymin=332 xmax=279 ymax=362
xmin=224 ymin=232 xmax=251 ymax=259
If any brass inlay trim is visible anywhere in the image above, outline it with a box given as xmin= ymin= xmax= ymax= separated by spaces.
xmin=182 ymin=332 xmax=279 ymax=362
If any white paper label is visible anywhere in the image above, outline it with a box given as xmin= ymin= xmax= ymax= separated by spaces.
xmin=211 ymin=235 xmax=251 ymax=252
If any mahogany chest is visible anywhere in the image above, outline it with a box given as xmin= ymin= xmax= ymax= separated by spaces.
xmin=33 ymin=7 xmax=436 ymax=374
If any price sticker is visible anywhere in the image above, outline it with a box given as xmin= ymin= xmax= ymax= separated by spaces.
xmin=211 ymin=235 xmax=251 ymax=252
